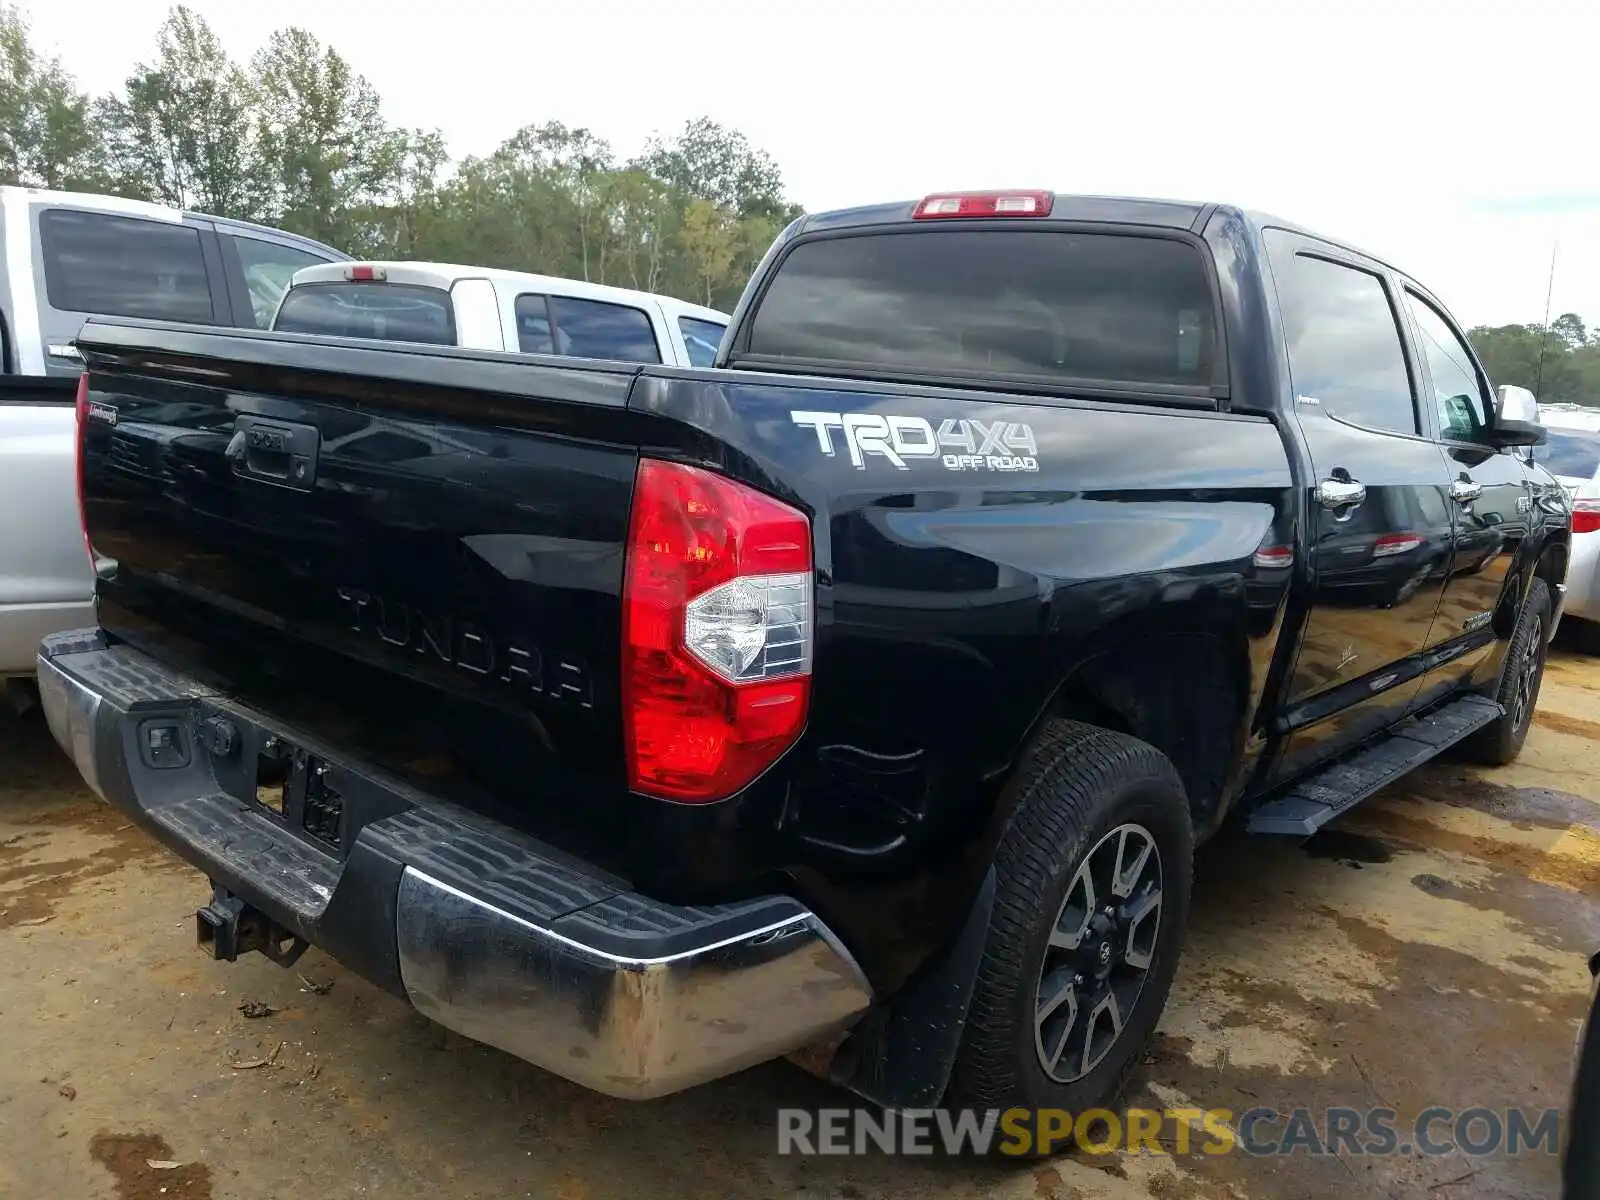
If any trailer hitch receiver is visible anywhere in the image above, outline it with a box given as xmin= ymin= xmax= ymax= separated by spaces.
xmin=196 ymin=885 xmax=309 ymax=968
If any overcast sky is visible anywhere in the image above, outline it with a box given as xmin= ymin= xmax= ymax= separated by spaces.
xmin=23 ymin=0 xmax=1599 ymax=330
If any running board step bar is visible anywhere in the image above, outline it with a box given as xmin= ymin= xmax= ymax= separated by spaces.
xmin=1247 ymin=694 xmax=1504 ymax=836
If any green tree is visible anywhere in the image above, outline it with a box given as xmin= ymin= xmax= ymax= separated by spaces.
xmin=1470 ymin=316 xmax=1600 ymax=407
xmin=249 ymin=27 xmax=407 ymax=250
xmin=638 ymin=116 xmax=793 ymax=220
xmin=677 ymin=197 xmax=740 ymax=307
xmin=0 ymin=3 xmax=106 ymax=189
xmin=96 ymin=6 xmax=264 ymax=217
xmin=1552 ymin=312 xmax=1588 ymax=351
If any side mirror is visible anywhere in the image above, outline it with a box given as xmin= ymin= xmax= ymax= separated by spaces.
xmin=1490 ymin=384 xmax=1546 ymax=450
xmin=1490 ymin=418 xmax=1546 ymax=448
xmin=1496 ymin=384 xmax=1540 ymax=424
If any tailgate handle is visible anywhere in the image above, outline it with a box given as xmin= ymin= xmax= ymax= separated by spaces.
xmin=228 ymin=417 xmax=320 ymax=491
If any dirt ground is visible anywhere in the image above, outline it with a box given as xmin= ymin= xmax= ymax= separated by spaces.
xmin=2 ymin=650 xmax=1597 ymax=1200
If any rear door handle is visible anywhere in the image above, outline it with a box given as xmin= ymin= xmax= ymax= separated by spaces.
xmin=1317 ymin=477 xmax=1367 ymax=510
xmin=1449 ymin=477 xmax=1482 ymax=504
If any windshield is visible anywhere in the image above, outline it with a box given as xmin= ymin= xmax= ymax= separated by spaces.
xmin=743 ymin=229 xmax=1219 ymax=390
xmin=1533 ymin=426 xmax=1600 ymax=480
xmin=273 ymin=282 xmax=456 ymax=346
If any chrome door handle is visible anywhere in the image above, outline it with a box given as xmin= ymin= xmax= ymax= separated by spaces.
xmin=1449 ymin=478 xmax=1483 ymax=504
xmin=1317 ymin=477 xmax=1367 ymax=510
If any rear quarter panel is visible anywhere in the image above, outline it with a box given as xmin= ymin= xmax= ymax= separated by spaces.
xmin=0 ymin=397 xmax=94 ymax=672
xmin=631 ymin=370 xmax=1295 ymax=985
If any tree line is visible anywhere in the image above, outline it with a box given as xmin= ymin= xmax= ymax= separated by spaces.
xmin=1468 ymin=314 xmax=1600 ymax=408
xmin=0 ymin=3 xmax=798 ymax=310
xmin=4 ymin=2 xmax=1596 ymax=398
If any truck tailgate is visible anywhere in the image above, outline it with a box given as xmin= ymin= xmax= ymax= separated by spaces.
xmin=76 ymin=319 xmax=646 ymax=866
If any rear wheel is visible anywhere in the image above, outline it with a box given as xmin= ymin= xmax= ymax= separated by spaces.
xmin=945 ymin=721 xmax=1192 ymax=1151
xmin=1461 ymin=578 xmax=1551 ymax=766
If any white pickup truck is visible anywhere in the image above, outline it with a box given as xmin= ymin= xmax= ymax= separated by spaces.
xmin=272 ymin=262 xmax=730 ymax=366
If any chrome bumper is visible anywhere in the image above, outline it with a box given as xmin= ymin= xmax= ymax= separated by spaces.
xmin=396 ymin=869 xmax=870 ymax=1098
xmin=37 ymin=635 xmax=872 ymax=1100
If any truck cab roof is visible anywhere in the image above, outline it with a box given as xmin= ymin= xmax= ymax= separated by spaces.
xmin=791 ymin=191 xmax=1412 ymax=278
xmin=0 ymin=185 xmax=346 ymax=261
xmin=287 ymin=260 xmax=729 ymax=326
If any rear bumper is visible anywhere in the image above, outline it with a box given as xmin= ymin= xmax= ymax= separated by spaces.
xmin=37 ymin=632 xmax=871 ymax=1099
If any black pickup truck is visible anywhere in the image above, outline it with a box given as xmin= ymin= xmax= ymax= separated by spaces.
xmin=41 ymin=190 xmax=1570 ymax=1125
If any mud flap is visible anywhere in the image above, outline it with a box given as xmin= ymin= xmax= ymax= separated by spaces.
xmin=827 ymin=866 xmax=996 ymax=1109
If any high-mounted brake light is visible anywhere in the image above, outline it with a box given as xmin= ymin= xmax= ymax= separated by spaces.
xmin=1572 ymin=497 xmax=1600 ymax=535
xmin=73 ymin=372 xmax=92 ymax=566
xmin=345 ymin=264 xmax=387 ymax=282
xmin=622 ymin=459 xmax=813 ymax=802
xmin=912 ymin=190 xmax=1055 ymax=220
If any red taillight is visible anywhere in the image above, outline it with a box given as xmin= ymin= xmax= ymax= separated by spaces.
xmin=1252 ymin=545 xmax=1294 ymax=569
xmin=622 ymin=459 xmax=813 ymax=802
xmin=73 ymin=372 xmax=92 ymax=565
xmin=1372 ymin=532 xmax=1425 ymax=558
xmin=912 ymin=190 xmax=1055 ymax=220
xmin=1572 ymin=499 xmax=1600 ymax=534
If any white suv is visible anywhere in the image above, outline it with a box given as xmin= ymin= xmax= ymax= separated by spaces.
xmin=1534 ymin=403 xmax=1600 ymax=648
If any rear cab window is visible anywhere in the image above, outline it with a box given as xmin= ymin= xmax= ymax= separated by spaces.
xmin=738 ymin=228 xmax=1220 ymax=393
xmin=273 ymin=282 xmax=456 ymax=345
xmin=515 ymin=294 xmax=661 ymax=363
xmin=1534 ymin=426 xmax=1600 ymax=482
xmin=39 ymin=208 xmax=217 ymax=324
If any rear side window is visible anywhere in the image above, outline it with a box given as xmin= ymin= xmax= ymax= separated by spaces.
xmin=39 ymin=209 xmax=214 ymax=323
xmin=515 ymin=294 xmax=661 ymax=363
xmin=679 ymin=316 xmax=726 ymax=366
xmin=1271 ymin=248 xmax=1417 ymax=436
xmin=273 ymin=282 xmax=455 ymax=345
xmin=1534 ymin=428 xmax=1600 ymax=480
xmin=743 ymin=230 xmax=1218 ymax=390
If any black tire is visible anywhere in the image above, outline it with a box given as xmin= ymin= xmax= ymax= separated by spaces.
xmin=1567 ymin=976 xmax=1600 ymax=1200
xmin=1461 ymin=579 xmax=1551 ymax=766
xmin=945 ymin=720 xmax=1193 ymax=1151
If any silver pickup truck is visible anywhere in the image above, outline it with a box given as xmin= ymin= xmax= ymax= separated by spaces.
xmin=0 ymin=185 xmax=346 ymax=695
xmin=0 ymin=376 xmax=88 ymax=690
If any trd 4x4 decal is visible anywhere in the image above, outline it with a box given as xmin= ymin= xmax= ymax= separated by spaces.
xmin=790 ymin=410 xmax=1038 ymax=472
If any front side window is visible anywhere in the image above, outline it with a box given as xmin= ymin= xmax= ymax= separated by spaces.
xmin=40 ymin=208 xmax=214 ymax=323
xmin=1271 ymin=244 xmax=1417 ymax=436
xmin=1403 ymin=292 xmax=1490 ymax=443
xmin=230 ymin=236 xmax=331 ymax=328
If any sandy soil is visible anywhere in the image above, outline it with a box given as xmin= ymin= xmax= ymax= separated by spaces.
xmin=2 ymin=647 xmax=1596 ymax=1199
